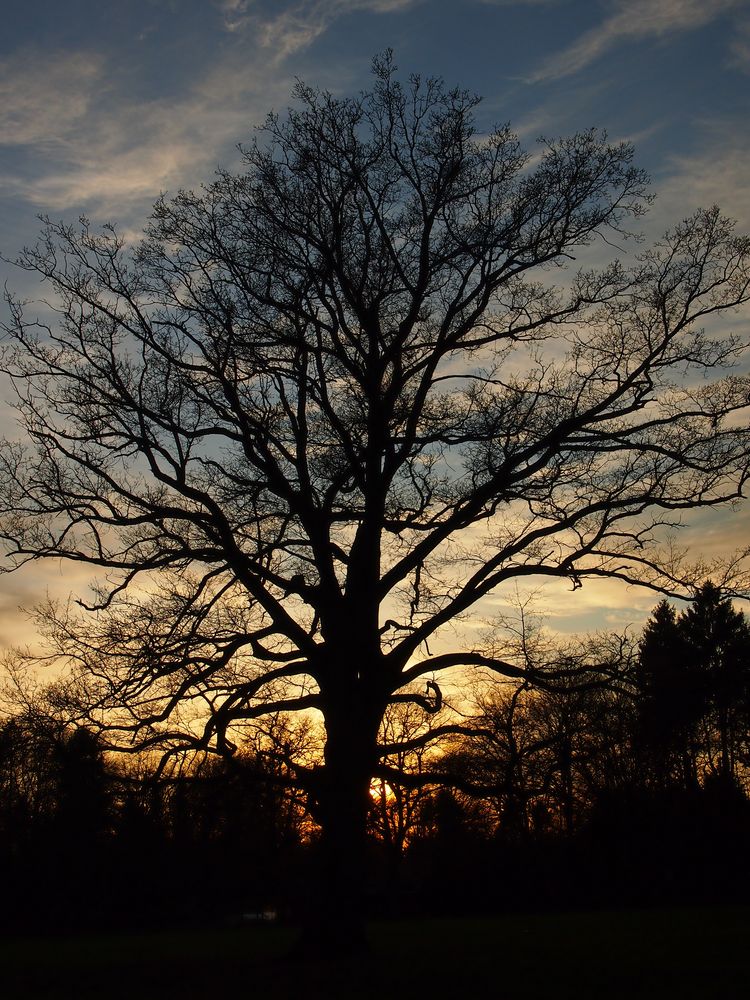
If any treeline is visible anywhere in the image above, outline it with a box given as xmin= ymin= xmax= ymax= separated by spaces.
xmin=1 ymin=583 xmax=749 ymax=929
xmin=389 ymin=583 xmax=750 ymax=914
xmin=0 ymin=717 xmax=309 ymax=929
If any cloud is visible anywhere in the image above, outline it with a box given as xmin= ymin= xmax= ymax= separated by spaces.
xmin=0 ymin=560 xmax=99 ymax=653
xmin=654 ymin=126 xmax=750 ymax=232
xmin=0 ymin=1 xmax=426 ymax=224
xmin=0 ymin=45 xmax=291 ymax=223
xmin=0 ymin=50 xmax=106 ymax=148
xmin=220 ymin=0 xmax=422 ymax=60
xmin=475 ymin=0 xmax=556 ymax=5
xmin=728 ymin=15 xmax=750 ymax=73
xmin=529 ymin=0 xmax=741 ymax=82
xmin=2 ymin=139 xmax=200 ymax=217
xmin=0 ymin=0 xmax=426 ymax=223
xmin=215 ymin=0 xmax=252 ymax=32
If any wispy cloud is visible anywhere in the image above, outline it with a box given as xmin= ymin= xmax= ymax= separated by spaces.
xmin=0 ymin=44 xmax=291 ymax=222
xmin=0 ymin=560 xmax=102 ymax=652
xmin=728 ymin=14 xmax=750 ymax=73
xmin=215 ymin=0 xmax=252 ymax=33
xmin=529 ymin=0 xmax=741 ymax=82
xmin=475 ymin=0 xmax=557 ymax=5
xmin=0 ymin=0 xmax=424 ymax=225
xmin=0 ymin=50 xmax=106 ymax=148
xmin=0 ymin=0 xmax=427 ymax=222
xmin=655 ymin=124 xmax=750 ymax=231
xmin=218 ymin=0 xmax=422 ymax=60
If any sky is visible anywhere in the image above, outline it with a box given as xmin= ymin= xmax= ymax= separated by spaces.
xmin=0 ymin=0 xmax=749 ymax=649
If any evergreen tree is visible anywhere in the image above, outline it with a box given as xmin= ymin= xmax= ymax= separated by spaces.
xmin=638 ymin=586 xmax=750 ymax=789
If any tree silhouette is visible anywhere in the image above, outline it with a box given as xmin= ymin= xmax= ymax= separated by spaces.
xmin=637 ymin=585 xmax=750 ymax=791
xmin=0 ymin=714 xmax=112 ymax=924
xmin=2 ymin=54 xmax=750 ymax=949
xmin=368 ymin=698 xmax=443 ymax=867
xmin=680 ymin=582 xmax=750 ymax=786
xmin=637 ymin=599 xmax=699 ymax=788
xmin=456 ymin=629 xmax=637 ymax=843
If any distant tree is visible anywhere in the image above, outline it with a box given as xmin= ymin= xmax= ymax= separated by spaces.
xmin=637 ymin=599 xmax=700 ymax=787
xmin=455 ymin=682 xmax=545 ymax=841
xmin=368 ymin=698 xmax=444 ymax=865
xmin=2 ymin=54 xmax=750 ymax=949
xmin=0 ymin=716 xmax=45 ymax=859
xmin=0 ymin=713 xmax=112 ymax=924
xmin=458 ymin=632 xmax=637 ymax=840
xmin=0 ymin=714 xmax=109 ymax=840
xmin=526 ymin=678 xmax=617 ymax=835
xmin=637 ymin=585 xmax=750 ymax=790
xmin=679 ymin=583 xmax=750 ymax=786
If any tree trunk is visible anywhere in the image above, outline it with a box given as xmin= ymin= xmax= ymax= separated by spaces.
xmin=297 ymin=700 xmax=380 ymax=957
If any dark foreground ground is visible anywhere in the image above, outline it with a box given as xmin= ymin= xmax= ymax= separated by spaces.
xmin=3 ymin=906 xmax=749 ymax=999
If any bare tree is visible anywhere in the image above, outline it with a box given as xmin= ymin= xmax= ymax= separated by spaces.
xmin=369 ymin=696 xmax=446 ymax=864
xmin=2 ymin=54 xmax=749 ymax=949
xmin=451 ymin=624 xmax=638 ymax=841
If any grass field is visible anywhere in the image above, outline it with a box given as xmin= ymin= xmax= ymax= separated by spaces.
xmin=3 ymin=906 xmax=749 ymax=999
